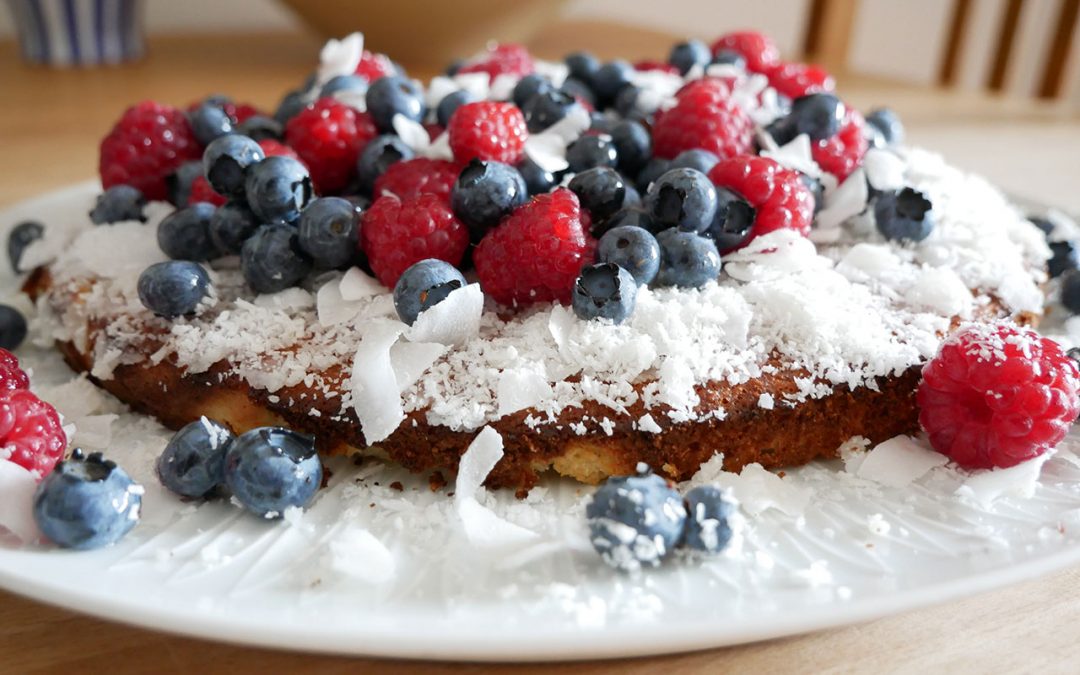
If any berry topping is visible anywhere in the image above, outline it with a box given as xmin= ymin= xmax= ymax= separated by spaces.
xmin=99 ymin=101 xmax=202 ymax=202
xmin=572 ymin=262 xmax=638 ymax=324
xmin=670 ymin=149 xmax=720 ymax=175
xmin=320 ymin=74 xmax=368 ymax=100
xmin=866 ymin=107 xmax=904 ymax=147
xmin=450 ymin=160 xmax=528 ymax=240
xmin=669 ymin=39 xmax=712 ymax=75
xmin=918 ymin=323 xmax=1080 ymax=469
xmin=285 ymin=98 xmax=376 ymax=194
xmin=770 ymin=93 xmax=846 ymax=144
xmin=244 ymin=155 xmax=314 ymax=224
xmin=1062 ymin=272 xmax=1080 ymax=314
xmin=709 ymin=31 xmax=780 ymax=72
xmin=0 ymin=389 xmax=65 ymax=478
xmin=361 ymin=194 xmax=469 ymax=288
xmin=0 ymin=349 xmax=29 ymax=392
xmin=875 ymin=188 xmax=935 ymax=242
xmin=241 ymin=224 xmax=313 ymax=294
xmin=8 ymin=220 xmax=43 ymax=273
xmin=89 ymin=185 xmax=147 ymax=225
xmin=208 ymin=201 xmax=260 ymax=254
xmin=810 ymin=108 xmax=869 ymax=181
xmin=1049 ymin=240 xmax=1079 ymax=278
xmin=597 ymin=225 xmax=661 ymax=286
xmin=764 ymin=62 xmax=835 ymax=100
xmin=436 ymin=89 xmax=475 ymax=128
xmin=138 ymin=261 xmax=212 ymax=318
xmin=187 ymin=100 xmax=234 ymax=146
xmin=568 ymin=167 xmax=627 ymax=223
xmin=522 ymin=88 xmax=579 ymax=134
xmin=609 ymin=120 xmax=652 ymax=176
xmin=365 ymin=75 xmax=427 ymax=133
xmin=651 ymin=78 xmax=754 ymax=161
xmin=564 ymin=51 xmax=601 ymax=82
xmin=157 ymin=417 xmax=234 ymax=498
xmin=706 ymin=155 xmax=814 ymax=252
xmin=354 ymin=49 xmax=396 ymax=82
xmin=157 ymin=203 xmax=220 ymax=261
xmin=712 ymin=49 xmax=747 ymax=68
xmin=447 ymin=101 xmax=528 ymax=165
xmin=458 ymin=43 xmax=534 ymax=82
xmin=0 ymin=306 xmax=27 ymax=351
xmin=516 ymin=157 xmax=557 ymax=196
xmin=655 ymin=229 xmax=721 ymax=288
xmin=374 ymin=157 xmax=459 ymax=202
xmin=681 ymin=485 xmax=736 ymax=554
xmin=236 ymin=114 xmax=284 ymax=142
xmin=566 ymin=134 xmax=619 ymax=173
xmin=356 ymin=134 xmax=415 ymax=194
xmin=599 ymin=208 xmax=659 ymax=237
xmin=645 ymin=167 xmax=719 ymax=233
xmin=591 ymin=60 xmax=635 ymax=105
xmin=297 ymin=196 xmax=360 ymax=269
xmin=223 ymin=427 xmax=322 ymax=518
xmin=186 ymin=175 xmax=227 ymax=207
xmin=393 ymin=259 xmax=468 ymax=326
xmin=257 ymin=138 xmax=300 ymax=161
xmin=512 ymin=73 xmax=553 ymax=109
xmin=203 ymin=134 xmax=266 ymax=199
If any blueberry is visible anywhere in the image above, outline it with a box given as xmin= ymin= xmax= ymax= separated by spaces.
xmin=704 ymin=187 xmax=756 ymax=251
xmin=1062 ymin=271 xmax=1080 ymax=314
xmin=165 ymin=161 xmax=203 ymax=207
xmin=33 ymin=449 xmax=143 ymax=550
xmin=788 ymin=93 xmax=846 ymax=141
xmin=568 ymin=167 xmax=626 ymax=222
xmin=445 ymin=58 xmax=464 ymax=76
xmin=670 ymin=149 xmax=719 ymax=175
xmin=875 ymin=188 xmax=935 ymax=242
xmin=241 ymin=225 xmax=313 ymax=293
xmin=188 ymin=101 xmax=234 ymax=146
xmin=274 ymin=89 xmax=307 ymax=126
xmin=223 ymin=427 xmax=322 ymax=518
xmin=451 ymin=159 xmax=528 ymax=239
xmin=393 ymin=258 xmax=467 ymax=325
xmin=565 ymin=51 xmax=601 ymax=83
xmin=610 ymin=120 xmax=651 ymax=176
xmin=89 ymin=185 xmax=147 ymax=225
xmin=297 ymin=197 xmax=360 ymax=269
xmin=592 ymin=60 xmax=634 ymax=105
xmin=560 ymin=77 xmax=596 ymax=109
xmin=585 ymin=464 xmax=687 ymax=572
xmin=620 ymin=181 xmax=642 ymax=210
xmin=319 ymin=74 xmax=368 ymax=99
xmin=157 ymin=417 xmax=234 ymax=498
xmin=522 ymin=89 xmax=578 ymax=133
xmin=366 ymin=75 xmax=426 ymax=133
xmin=517 ymin=157 xmax=557 ymax=196
xmin=866 ymin=107 xmax=904 ymax=146
xmin=646 ymin=168 xmax=718 ymax=233
xmin=669 ymin=39 xmax=712 ymax=75
xmin=356 ymin=135 xmax=414 ymax=194
xmin=681 ymin=485 xmax=735 ymax=554
xmin=0 ymin=305 xmax=27 ymax=350
xmin=588 ymin=112 xmax=617 ymax=135
xmin=597 ymin=226 xmax=660 ymax=285
xmin=801 ymin=174 xmax=825 ymax=215
xmin=765 ymin=115 xmax=798 ymax=146
xmin=203 ymin=134 xmax=266 ymax=199
xmin=712 ymin=49 xmax=747 ymax=68
xmin=572 ymin=263 xmax=638 ymax=324
xmin=157 ymin=203 xmax=219 ymax=261
xmin=245 ymin=156 xmax=313 ymax=225
xmin=594 ymin=208 xmax=658 ymax=237
xmin=1029 ymin=216 xmax=1055 ymax=238
xmin=236 ymin=114 xmax=283 ymax=142
xmin=566 ymin=135 xmax=618 ymax=173
xmin=1049 ymin=241 xmax=1080 ymax=278
xmin=209 ymin=201 xmax=260 ymax=255
xmin=436 ymin=89 xmax=474 ymax=128
xmin=8 ymin=220 xmax=44 ymax=273
xmin=655 ymin=229 xmax=721 ymax=288
xmin=636 ymin=157 xmax=672 ymax=192
xmin=137 ymin=261 xmax=212 ymax=317
xmin=512 ymin=73 xmax=553 ymax=109
xmin=613 ymin=85 xmax=642 ymax=118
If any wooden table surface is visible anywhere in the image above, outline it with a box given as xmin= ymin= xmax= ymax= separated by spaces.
xmin=2 ymin=26 xmax=1080 ymax=674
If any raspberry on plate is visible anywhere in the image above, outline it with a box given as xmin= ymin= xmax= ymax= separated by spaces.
xmin=764 ymin=61 xmax=835 ymax=99
xmin=354 ymin=50 xmax=396 ymax=82
xmin=709 ymin=31 xmax=781 ymax=72
xmin=651 ymin=79 xmax=754 ymax=161
xmin=810 ymin=107 xmax=869 ymax=182
xmin=186 ymin=175 xmax=227 ymax=207
xmin=457 ymin=43 xmax=534 ymax=82
xmin=474 ymin=188 xmax=596 ymax=306
xmin=360 ymin=194 xmax=469 ymax=288
xmin=257 ymin=138 xmax=301 ymax=162
xmin=285 ymin=98 xmax=377 ymax=194
xmin=0 ymin=389 xmax=67 ymax=479
xmin=99 ymin=101 xmax=202 ymax=202
xmin=448 ymin=101 xmax=528 ymax=165
xmin=374 ymin=157 xmax=460 ymax=202
xmin=917 ymin=323 xmax=1080 ymax=470
xmin=0 ymin=348 xmax=29 ymax=391
xmin=706 ymin=155 xmax=815 ymax=252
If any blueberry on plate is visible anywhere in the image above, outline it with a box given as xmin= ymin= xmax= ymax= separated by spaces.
xmin=522 ymin=89 xmax=579 ymax=134
xmin=635 ymin=157 xmax=672 ymax=193
xmin=560 ymin=77 xmax=596 ymax=109
xmin=609 ymin=120 xmax=651 ymax=176
xmin=801 ymin=174 xmax=825 ymax=215
xmin=365 ymin=75 xmax=426 ymax=133
xmin=646 ymin=168 xmax=718 ymax=233
xmin=241 ymin=224 xmax=313 ymax=294
xmin=865 ymin=107 xmax=904 ymax=147
xmin=224 ymin=426 xmax=322 ymax=518
xmin=1048 ymin=240 xmax=1079 ymax=278
xmin=89 ymin=185 xmax=147 ymax=225
xmin=137 ymin=260 xmax=212 ymax=317
xmin=568 ymin=167 xmax=627 ymax=223
xmin=236 ymin=114 xmax=283 ymax=142
xmin=393 ymin=258 xmax=467 ymax=325
xmin=245 ymin=156 xmax=313 ymax=225
xmin=712 ymin=49 xmax=747 ymax=69
xmin=595 ymin=208 xmax=659 ymax=238
xmin=436 ymin=89 xmax=475 ymax=128
xmin=874 ymin=188 xmax=935 ymax=242
xmin=670 ymin=149 xmax=719 ymax=175
xmin=597 ymin=225 xmax=661 ymax=286
xmin=450 ymin=159 xmax=528 ymax=240
xmin=188 ymin=101 xmax=234 ymax=146
xmin=591 ymin=59 xmax=634 ymax=104
xmin=613 ymin=85 xmax=643 ymax=118
xmin=516 ymin=157 xmax=557 ymax=196
xmin=208 ymin=201 xmax=261 ymax=255
xmin=157 ymin=417 xmax=234 ymax=498
xmin=356 ymin=135 xmax=414 ymax=195
xmin=1062 ymin=271 xmax=1080 ymax=314
xmin=0 ymin=304 xmax=27 ymax=350
xmin=7 ymin=220 xmax=44 ymax=273
xmin=787 ymin=93 xmax=846 ymax=142
xmin=681 ymin=485 xmax=736 ymax=555
xmin=157 ymin=203 xmax=220 ymax=261
xmin=585 ymin=463 xmax=687 ymax=573
xmin=564 ymin=51 xmax=600 ymax=83
xmin=572 ymin=262 xmax=638 ymax=324
xmin=704 ymin=187 xmax=756 ymax=251
xmin=319 ymin=74 xmax=368 ymax=99
xmin=669 ymin=39 xmax=712 ymax=75
xmin=566 ymin=135 xmax=618 ymax=173
xmin=512 ymin=73 xmax=553 ymax=109
xmin=274 ymin=89 xmax=307 ymax=126
xmin=165 ymin=161 xmax=204 ymax=207
xmin=33 ymin=449 xmax=143 ymax=550
xmin=655 ymin=228 xmax=721 ymax=288
xmin=203 ymin=134 xmax=266 ymax=199
xmin=297 ymin=197 xmax=360 ymax=269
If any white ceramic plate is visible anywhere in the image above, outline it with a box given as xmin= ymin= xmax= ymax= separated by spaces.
xmin=2 ymin=183 xmax=1080 ymax=662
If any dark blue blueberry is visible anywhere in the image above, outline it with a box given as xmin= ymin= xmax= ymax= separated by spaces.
xmin=787 ymin=93 xmax=846 ymax=142
xmin=445 ymin=58 xmax=464 ymax=76
xmin=1063 ymin=271 xmax=1080 ymax=314
xmin=669 ymin=39 xmax=712 ymax=75
xmin=89 ymin=185 xmax=147 ymax=225
xmin=704 ymin=187 xmax=756 ymax=251
xmin=609 ymin=120 xmax=651 ymax=176
xmin=592 ymin=60 xmax=634 ymax=105
xmin=436 ymin=89 xmax=475 ymax=127
xmin=874 ymin=188 xmax=935 ymax=242
xmin=522 ymin=89 xmax=579 ymax=133
xmin=681 ymin=485 xmax=735 ymax=554
xmin=274 ymin=89 xmax=307 ymax=126
xmin=712 ymin=49 xmax=747 ymax=68
xmin=157 ymin=203 xmax=220 ymax=261
xmin=188 ymin=101 xmax=234 ymax=146
xmin=636 ymin=157 xmax=672 ymax=192
xmin=613 ymin=85 xmax=642 ymax=118
xmin=1029 ymin=216 xmax=1055 ymax=238
xmin=450 ymin=159 xmax=528 ymax=240
xmin=166 ymin=161 xmax=203 ymax=207
xmin=764 ymin=115 xmax=798 ymax=146
xmin=646 ymin=168 xmax=718 ymax=233
xmin=588 ymin=112 xmax=617 ymax=134
xmin=33 ymin=449 xmax=142 ymax=550
xmin=560 ymin=77 xmax=597 ymax=109
xmin=393 ymin=259 xmax=467 ymax=325
xmin=241 ymin=225 xmax=313 ymax=294
xmin=585 ymin=464 xmax=687 ymax=572
xmin=7 ymin=220 xmax=43 ymax=273
xmin=621 ymin=181 xmax=642 ymax=210
xmin=866 ymin=107 xmax=904 ymax=147
xmin=566 ymin=135 xmax=618 ymax=173
xmin=356 ymin=135 xmax=414 ymax=194
xmin=512 ymin=73 xmax=553 ymax=109
xmin=517 ymin=157 xmax=557 ymax=196
xmin=137 ymin=261 xmax=212 ymax=317
xmin=565 ymin=51 xmax=600 ymax=83
xmin=0 ymin=305 xmax=27 ymax=350
xmin=319 ymin=74 xmax=368 ymax=99
xmin=597 ymin=225 xmax=660 ymax=285
xmin=204 ymin=134 xmax=266 ymax=199
xmin=236 ymin=114 xmax=283 ymax=142
xmin=670 ymin=149 xmax=719 ymax=175
xmin=801 ymin=174 xmax=825 ymax=215
xmin=365 ymin=75 xmax=426 ymax=133
xmin=223 ymin=427 xmax=322 ymax=518
xmin=1049 ymin=240 xmax=1080 ymax=278
xmin=209 ymin=201 xmax=260 ymax=255
xmin=655 ymin=229 xmax=721 ymax=288
xmin=568 ymin=167 xmax=626 ymax=222
xmin=593 ymin=208 xmax=658 ymax=238
xmin=572 ymin=263 xmax=637 ymax=324
xmin=157 ymin=417 xmax=234 ymax=498
xmin=245 ymin=156 xmax=313 ymax=225
xmin=298 ymin=197 xmax=360 ymax=269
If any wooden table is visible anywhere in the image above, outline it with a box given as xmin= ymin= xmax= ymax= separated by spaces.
xmin=3 ymin=27 xmax=1080 ymax=674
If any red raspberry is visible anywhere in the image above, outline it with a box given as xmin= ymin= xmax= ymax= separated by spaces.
xmin=918 ymin=323 xmax=1080 ymax=470
xmin=634 ymin=60 xmax=680 ymax=75
xmin=285 ymin=98 xmax=377 ymax=194
xmin=187 ymin=176 xmax=227 ymax=207
xmin=707 ymin=156 xmax=815 ymax=252
xmin=474 ymin=188 xmax=595 ymax=306
xmin=257 ymin=139 xmax=301 ymax=162
xmin=811 ymin=108 xmax=868 ymax=182
xmin=360 ymin=194 xmax=469 ymax=288
xmin=652 ymin=79 xmax=754 ymax=160
xmin=764 ymin=62 xmax=835 ymax=99
xmin=0 ymin=389 xmax=66 ymax=479
xmin=448 ymin=101 xmax=528 ymax=165
xmin=99 ymin=101 xmax=202 ymax=202
xmin=710 ymin=31 xmax=781 ymax=72
xmin=0 ymin=349 xmax=29 ymax=392
xmin=458 ymin=43 xmax=534 ymax=82
xmin=355 ymin=50 xmax=396 ymax=83
xmin=374 ymin=158 xmax=460 ymax=202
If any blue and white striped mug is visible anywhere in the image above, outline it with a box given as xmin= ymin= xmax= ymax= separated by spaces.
xmin=5 ymin=0 xmax=145 ymax=67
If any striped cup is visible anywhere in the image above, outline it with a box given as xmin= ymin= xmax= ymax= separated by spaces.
xmin=5 ymin=0 xmax=145 ymax=67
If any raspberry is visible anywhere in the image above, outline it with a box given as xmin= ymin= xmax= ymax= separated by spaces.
xmin=374 ymin=158 xmax=460 ymax=202
xmin=0 ymin=349 xmax=29 ymax=391
xmin=187 ymin=175 xmax=227 ymax=207
xmin=360 ymin=194 xmax=469 ymax=288
xmin=707 ymin=155 xmax=815 ymax=252
xmin=634 ymin=60 xmax=680 ymax=75
xmin=355 ymin=50 xmax=396 ymax=82
xmin=448 ymin=101 xmax=528 ymax=165
xmin=99 ymin=101 xmax=202 ymax=202
xmin=285 ymin=98 xmax=377 ymax=194
xmin=652 ymin=79 xmax=754 ymax=160
xmin=474 ymin=188 xmax=596 ymax=306
xmin=0 ymin=389 xmax=66 ymax=478
xmin=458 ymin=43 xmax=534 ymax=82
xmin=811 ymin=108 xmax=868 ymax=182
xmin=918 ymin=323 xmax=1080 ymax=469
xmin=710 ymin=31 xmax=781 ymax=72
xmin=257 ymin=139 xmax=301 ymax=162
xmin=764 ymin=62 xmax=835 ymax=99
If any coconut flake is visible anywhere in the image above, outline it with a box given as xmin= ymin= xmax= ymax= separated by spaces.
xmin=339 ymin=266 xmax=384 ymax=301
xmin=0 ymin=460 xmax=41 ymax=543
xmin=405 ymin=283 xmax=483 ymax=347
xmin=350 ymin=320 xmax=407 ymax=443
xmin=392 ymin=114 xmax=433 ymax=153
xmin=904 ymin=266 xmax=973 ymax=318
xmin=863 ymin=148 xmax=906 ymax=191
xmin=389 ymin=341 xmax=446 ymax=393
xmin=523 ymin=105 xmax=590 ymax=173
xmin=814 ymin=168 xmax=869 ymax=231
xmin=955 ymin=452 xmax=1055 ymax=507
xmin=317 ymin=32 xmax=363 ymax=86
xmin=317 ymin=526 xmax=395 ymax=584
xmin=454 ymin=427 xmax=539 ymax=547
xmin=72 ymin=413 xmax=117 ymax=450
xmin=760 ymin=134 xmax=821 ymax=178
xmin=855 ymin=435 xmax=949 ymax=487
xmin=686 ymin=456 xmax=810 ymax=517
xmin=253 ymin=287 xmax=315 ymax=311
xmin=316 ymin=278 xmax=361 ymax=327
xmin=497 ymin=367 xmax=553 ymax=417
